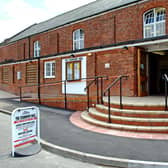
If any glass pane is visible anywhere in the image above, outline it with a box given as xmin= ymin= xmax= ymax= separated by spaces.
xmin=67 ymin=63 xmax=73 ymax=80
xmin=80 ymin=30 xmax=84 ymax=39
xmin=156 ymin=8 xmax=165 ymax=22
xmin=52 ymin=63 xmax=55 ymax=76
xmin=144 ymin=24 xmax=154 ymax=38
xmin=74 ymin=62 xmax=80 ymax=80
xmin=74 ymin=41 xmax=80 ymax=50
xmin=156 ymin=22 xmax=165 ymax=36
xmin=74 ymin=30 xmax=79 ymax=40
xmin=145 ymin=11 xmax=154 ymax=24
xmin=46 ymin=63 xmax=50 ymax=76
xmin=80 ymin=39 xmax=84 ymax=49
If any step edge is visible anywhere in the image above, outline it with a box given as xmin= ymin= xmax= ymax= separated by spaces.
xmin=96 ymin=104 xmax=167 ymax=114
xmin=81 ymin=112 xmax=168 ymax=130
xmin=89 ymin=108 xmax=168 ymax=122
xmin=102 ymin=98 xmax=165 ymax=107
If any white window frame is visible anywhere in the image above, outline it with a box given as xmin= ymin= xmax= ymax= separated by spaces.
xmin=34 ymin=41 xmax=41 ymax=57
xmin=44 ymin=61 xmax=56 ymax=78
xmin=73 ymin=29 xmax=84 ymax=50
xmin=144 ymin=8 xmax=166 ymax=38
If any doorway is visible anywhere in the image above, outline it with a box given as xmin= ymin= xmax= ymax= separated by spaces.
xmin=148 ymin=53 xmax=168 ymax=95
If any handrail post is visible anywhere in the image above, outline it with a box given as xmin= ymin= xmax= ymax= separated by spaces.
xmin=38 ymin=85 xmax=41 ymax=104
xmin=165 ymin=79 xmax=168 ymax=111
xmin=108 ymin=89 xmax=111 ymax=123
xmin=96 ymin=78 xmax=99 ymax=104
xmin=120 ymin=77 xmax=123 ymax=109
xmin=87 ymin=87 xmax=90 ymax=112
xmin=103 ymin=75 xmax=128 ymax=124
xmin=38 ymin=57 xmax=41 ymax=104
xmin=64 ymin=80 xmax=67 ymax=109
xmin=19 ymin=87 xmax=22 ymax=103
xmin=100 ymin=77 xmax=103 ymax=104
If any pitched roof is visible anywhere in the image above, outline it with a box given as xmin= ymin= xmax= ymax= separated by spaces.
xmin=7 ymin=0 xmax=141 ymax=43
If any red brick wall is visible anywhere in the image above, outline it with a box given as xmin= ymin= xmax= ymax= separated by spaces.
xmin=0 ymin=46 xmax=137 ymax=111
xmin=93 ymin=47 xmax=137 ymax=96
xmin=0 ymin=43 xmax=17 ymax=61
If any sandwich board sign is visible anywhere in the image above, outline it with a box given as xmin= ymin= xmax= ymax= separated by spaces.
xmin=11 ymin=106 xmax=40 ymax=157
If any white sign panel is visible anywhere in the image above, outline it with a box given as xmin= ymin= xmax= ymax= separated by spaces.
xmin=11 ymin=106 xmax=40 ymax=157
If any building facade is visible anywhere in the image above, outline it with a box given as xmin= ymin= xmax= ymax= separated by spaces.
xmin=0 ymin=0 xmax=168 ymax=110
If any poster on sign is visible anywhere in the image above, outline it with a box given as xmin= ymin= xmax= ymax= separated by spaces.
xmin=11 ymin=106 xmax=40 ymax=157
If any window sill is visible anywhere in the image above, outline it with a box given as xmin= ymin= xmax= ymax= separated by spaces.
xmin=44 ymin=76 xmax=55 ymax=79
xmin=66 ymin=79 xmax=81 ymax=82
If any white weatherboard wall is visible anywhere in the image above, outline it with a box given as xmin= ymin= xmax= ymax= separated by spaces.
xmin=62 ymin=56 xmax=87 ymax=94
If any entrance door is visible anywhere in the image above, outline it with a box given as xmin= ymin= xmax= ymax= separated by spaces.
xmin=149 ymin=53 xmax=168 ymax=95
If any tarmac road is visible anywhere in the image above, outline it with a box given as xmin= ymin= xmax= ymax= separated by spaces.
xmin=0 ymin=112 xmax=116 ymax=168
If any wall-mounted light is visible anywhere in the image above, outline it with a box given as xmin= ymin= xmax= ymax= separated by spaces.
xmin=71 ymin=54 xmax=75 ymax=57
xmin=123 ymin=46 xmax=128 ymax=50
xmin=87 ymin=53 xmax=92 ymax=56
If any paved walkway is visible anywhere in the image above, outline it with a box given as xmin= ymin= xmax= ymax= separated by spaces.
xmin=0 ymin=91 xmax=168 ymax=167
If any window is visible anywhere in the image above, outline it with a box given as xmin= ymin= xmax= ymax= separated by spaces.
xmin=66 ymin=61 xmax=81 ymax=81
xmin=34 ymin=41 xmax=41 ymax=57
xmin=144 ymin=8 xmax=166 ymax=38
xmin=73 ymin=29 xmax=84 ymax=50
xmin=44 ymin=61 xmax=56 ymax=78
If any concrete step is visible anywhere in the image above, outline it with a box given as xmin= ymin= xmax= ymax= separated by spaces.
xmin=89 ymin=108 xmax=168 ymax=126
xmin=96 ymin=104 xmax=168 ymax=118
xmin=103 ymin=96 xmax=166 ymax=111
xmin=81 ymin=111 xmax=168 ymax=133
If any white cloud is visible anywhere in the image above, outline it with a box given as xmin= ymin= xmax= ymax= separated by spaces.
xmin=3 ymin=0 xmax=53 ymax=25
xmin=0 ymin=0 xmax=95 ymax=43
xmin=0 ymin=0 xmax=50 ymax=42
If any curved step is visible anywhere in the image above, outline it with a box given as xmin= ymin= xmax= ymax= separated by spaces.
xmin=90 ymin=108 xmax=168 ymax=126
xmin=103 ymin=96 xmax=165 ymax=111
xmin=89 ymin=108 xmax=168 ymax=126
xmin=81 ymin=111 xmax=168 ymax=133
xmin=96 ymin=104 xmax=168 ymax=118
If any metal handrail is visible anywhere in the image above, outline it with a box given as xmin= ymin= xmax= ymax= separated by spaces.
xmin=85 ymin=75 xmax=108 ymax=89
xmin=103 ymin=75 xmax=128 ymax=123
xmin=103 ymin=75 xmax=127 ymax=94
xmin=19 ymin=75 xmax=108 ymax=110
xmin=19 ymin=80 xmax=68 ymax=109
xmin=85 ymin=75 xmax=108 ymax=111
xmin=163 ymin=74 xmax=168 ymax=111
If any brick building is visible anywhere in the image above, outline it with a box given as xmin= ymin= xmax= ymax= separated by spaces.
xmin=0 ymin=0 xmax=168 ymax=111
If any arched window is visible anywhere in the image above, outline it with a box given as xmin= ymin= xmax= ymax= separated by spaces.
xmin=33 ymin=41 xmax=41 ymax=57
xmin=73 ymin=29 xmax=84 ymax=50
xmin=144 ymin=8 xmax=166 ymax=38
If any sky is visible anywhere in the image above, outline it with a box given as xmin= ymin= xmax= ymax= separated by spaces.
xmin=0 ymin=0 xmax=95 ymax=43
